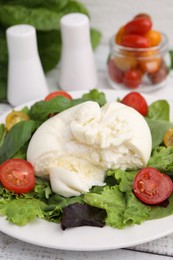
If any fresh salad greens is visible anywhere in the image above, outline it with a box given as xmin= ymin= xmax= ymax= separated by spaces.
xmin=0 ymin=0 xmax=102 ymax=101
xmin=0 ymin=89 xmax=173 ymax=230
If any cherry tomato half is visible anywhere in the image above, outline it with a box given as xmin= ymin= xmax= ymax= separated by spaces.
xmin=5 ymin=111 xmax=30 ymax=131
xmin=121 ymin=92 xmax=148 ymax=116
xmin=0 ymin=159 xmax=36 ymax=194
xmin=163 ymin=128 xmax=173 ymax=147
xmin=124 ymin=17 xmax=152 ymax=35
xmin=121 ymin=34 xmax=150 ymax=48
xmin=123 ymin=69 xmax=142 ymax=89
xmin=44 ymin=91 xmax=72 ymax=101
xmin=133 ymin=167 xmax=173 ymax=205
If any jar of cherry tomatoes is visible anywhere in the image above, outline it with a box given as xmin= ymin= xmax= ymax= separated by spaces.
xmin=107 ymin=16 xmax=170 ymax=92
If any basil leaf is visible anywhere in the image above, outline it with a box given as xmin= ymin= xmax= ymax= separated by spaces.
xmin=0 ymin=120 xmax=37 ymax=164
xmin=29 ymin=89 xmax=107 ymax=122
xmin=146 ymin=118 xmax=173 ymax=148
xmin=147 ymin=100 xmax=170 ymax=121
xmin=0 ymin=124 xmax=6 ymax=146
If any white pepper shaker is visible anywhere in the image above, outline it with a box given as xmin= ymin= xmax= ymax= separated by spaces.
xmin=59 ymin=13 xmax=98 ymax=91
xmin=6 ymin=24 xmax=49 ymax=106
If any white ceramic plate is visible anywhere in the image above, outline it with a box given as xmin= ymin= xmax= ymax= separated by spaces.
xmin=0 ymin=89 xmax=173 ymax=251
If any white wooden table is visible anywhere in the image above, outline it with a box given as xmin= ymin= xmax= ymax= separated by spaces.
xmin=0 ymin=43 xmax=173 ymax=259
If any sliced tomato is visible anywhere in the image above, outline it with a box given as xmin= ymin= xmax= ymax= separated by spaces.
xmin=5 ymin=111 xmax=30 ymax=131
xmin=133 ymin=167 xmax=173 ymax=205
xmin=121 ymin=92 xmax=148 ymax=116
xmin=0 ymin=159 xmax=36 ymax=194
xmin=44 ymin=91 xmax=72 ymax=101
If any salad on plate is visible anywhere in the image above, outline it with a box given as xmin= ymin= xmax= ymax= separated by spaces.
xmin=0 ymin=89 xmax=173 ymax=231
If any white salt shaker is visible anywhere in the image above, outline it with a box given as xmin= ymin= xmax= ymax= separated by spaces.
xmin=59 ymin=13 xmax=98 ymax=91
xmin=6 ymin=24 xmax=49 ymax=106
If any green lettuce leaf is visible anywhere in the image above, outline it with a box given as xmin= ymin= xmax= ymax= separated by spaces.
xmin=147 ymin=146 xmax=173 ymax=172
xmin=123 ymin=192 xmax=151 ymax=226
xmin=33 ymin=178 xmax=53 ymax=200
xmin=149 ymin=194 xmax=173 ymax=220
xmin=84 ymin=186 xmax=126 ymax=229
xmin=107 ymin=169 xmax=150 ymax=226
xmin=0 ymin=198 xmax=46 ymax=226
xmin=107 ymin=169 xmax=137 ymax=192
xmin=44 ymin=194 xmax=84 ymax=223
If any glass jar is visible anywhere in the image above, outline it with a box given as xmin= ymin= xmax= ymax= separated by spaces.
xmin=107 ymin=32 xmax=170 ymax=92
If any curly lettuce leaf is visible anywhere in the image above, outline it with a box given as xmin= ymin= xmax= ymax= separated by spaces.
xmin=149 ymin=194 xmax=173 ymax=220
xmin=0 ymin=198 xmax=46 ymax=226
xmin=44 ymin=194 xmax=84 ymax=223
xmin=123 ymin=192 xmax=151 ymax=226
xmin=107 ymin=169 xmax=137 ymax=192
xmin=147 ymin=146 xmax=173 ymax=172
xmin=84 ymin=186 xmax=126 ymax=229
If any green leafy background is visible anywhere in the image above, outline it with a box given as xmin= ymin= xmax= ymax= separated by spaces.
xmin=0 ymin=0 xmax=102 ymax=101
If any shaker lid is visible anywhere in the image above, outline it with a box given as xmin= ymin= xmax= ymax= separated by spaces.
xmin=6 ymin=24 xmax=38 ymax=59
xmin=60 ymin=13 xmax=91 ymax=48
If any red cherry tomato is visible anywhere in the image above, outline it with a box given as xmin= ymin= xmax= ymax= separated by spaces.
xmin=45 ymin=91 xmax=72 ymax=101
xmin=124 ymin=18 xmax=152 ymax=35
xmin=123 ymin=69 xmax=142 ymax=89
xmin=133 ymin=167 xmax=173 ymax=205
xmin=0 ymin=159 xmax=36 ymax=194
xmin=121 ymin=34 xmax=150 ymax=48
xmin=133 ymin=13 xmax=151 ymax=20
xmin=121 ymin=92 xmax=148 ymax=116
xmin=108 ymin=59 xmax=124 ymax=83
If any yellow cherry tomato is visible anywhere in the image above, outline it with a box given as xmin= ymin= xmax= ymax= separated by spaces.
xmin=163 ymin=128 xmax=173 ymax=147
xmin=5 ymin=111 xmax=30 ymax=131
xmin=139 ymin=50 xmax=162 ymax=74
xmin=114 ymin=50 xmax=138 ymax=71
xmin=145 ymin=30 xmax=162 ymax=47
